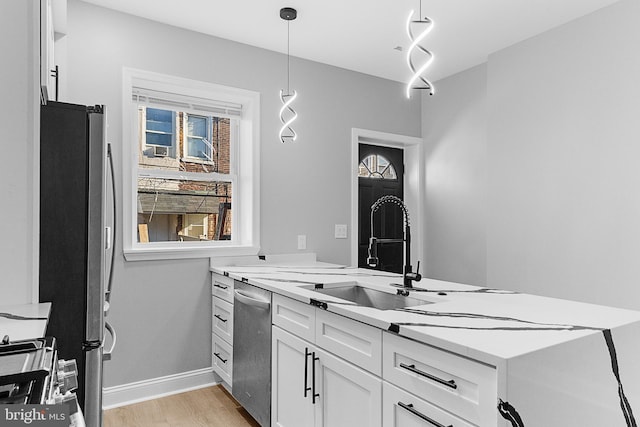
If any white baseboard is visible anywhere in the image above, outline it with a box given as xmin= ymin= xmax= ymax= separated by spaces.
xmin=102 ymin=368 xmax=218 ymax=409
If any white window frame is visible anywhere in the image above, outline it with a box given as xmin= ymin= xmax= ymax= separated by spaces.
xmin=122 ymin=68 xmax=260 ymax=261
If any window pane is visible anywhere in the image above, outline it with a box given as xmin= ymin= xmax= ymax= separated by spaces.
xmin=146 ymin=132 xmax=172 ymax=147
xmin=146 ymin=108 xmax=174 ymax=133
xmin=358 ymin=154 xmax=397 ymax=180
xmin=187 ymin=137 xmax=210 ymax=159
xmin=186 ymin=115 xmax=211 ymax=160
xmin=188 ymin=116 xmax=207 ymax=138
xmin=139 ymin=107 xmax=233 ymax=171
xmin=137 ymin=177 xmax=232 ymax=242
xmin=145 ymin=107 xmax=174 ymax=148
xmin=183 ymin=213 xmax=208 ymax=239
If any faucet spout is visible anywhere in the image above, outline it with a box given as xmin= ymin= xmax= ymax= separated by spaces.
xmin=367 ymin=237 xmax=379 ymax=267
xmin=368 ymin=195 xmax=422 ymax=288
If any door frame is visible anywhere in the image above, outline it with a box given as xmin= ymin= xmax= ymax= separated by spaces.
xmin=350 ymin=128 xmax=424 ymax=268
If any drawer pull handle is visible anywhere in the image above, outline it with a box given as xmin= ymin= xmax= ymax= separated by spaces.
xmin=214 ymin=314 xmax=228 ymax=323
xmin=213 ymin=352 xmax=227 ymax=364
xmin=304 ymin=347 xmax=311 ymax=398
xmin=312 ymin=351 xmax=320 ymax=404
xmin=214 ymin=283 xmax=228 ymax=290
xmin=398 ymin=402 xmax=452 ymax=427
xmin=399 ymin=363 xmax=457 ymax=389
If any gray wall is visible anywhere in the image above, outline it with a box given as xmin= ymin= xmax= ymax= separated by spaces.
xmin=422 ymin=64 xmax=487 ymax=286
xmin=487 ymin=0 xmax=640 ymax=310
xmin=65 ymin=0 xmax=420 ymax=387
xmin=423 ymin=0 xmax=640 ymax=311
xmin=0 ymin=1 xmax=39 ymax=305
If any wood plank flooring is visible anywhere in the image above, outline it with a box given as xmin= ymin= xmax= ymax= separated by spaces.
xmin=103 ymin=385 xmax=260 ymax=427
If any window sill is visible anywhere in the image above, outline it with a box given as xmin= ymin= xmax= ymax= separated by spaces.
xmin=180 ymin=157 xmax=215 ymax=166
xmin=123 ymin=244 xmax=260 ymax=262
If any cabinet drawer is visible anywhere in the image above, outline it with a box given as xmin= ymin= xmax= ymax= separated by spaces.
xmin=316 ymin=309 xmax=382 ymax=376
xmin=383 ymin=381 xmax=474 ymax=427
xmin=212 ymin=273 xmax=234 ymax=303
xmin=272 ymin=294 xmax=315 ymax=342
xmin=383 ymin=333 xmax=497 ymax=426
xmin=212 ymin=333 xmax=233 ymax=386
xmin=212 ymin=296 xmax=233 ymax=345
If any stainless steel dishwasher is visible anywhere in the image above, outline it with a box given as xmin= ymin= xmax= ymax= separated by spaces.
xmin=232 ymin=280 xmax=272 ymax=426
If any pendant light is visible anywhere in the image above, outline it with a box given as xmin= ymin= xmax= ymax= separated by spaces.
xmin=405 ymin=1 xmax=434 ymax=98
xmin=279 ymin=7 xmax=298 ymax=143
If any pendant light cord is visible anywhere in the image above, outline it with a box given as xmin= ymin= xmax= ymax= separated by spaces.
xmin=287 ymin=20 xmax=291 ymax=94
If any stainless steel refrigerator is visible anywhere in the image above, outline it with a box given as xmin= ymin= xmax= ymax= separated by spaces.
xmin=39 ymin=101 xmax=116 ymax=427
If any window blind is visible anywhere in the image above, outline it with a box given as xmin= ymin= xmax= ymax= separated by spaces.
xmin=132 ymin=87 xmax=242 ymax=118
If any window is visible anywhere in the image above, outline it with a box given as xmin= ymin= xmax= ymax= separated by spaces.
xmin=358 ymin=154 xmax=397 ymax=179
xmin=185 ymin=114 xmax=213 ymax=161
xmin=145 ymin=108 xmax=175 ymax=147
xmin=123 ymin=69 xmax=260 ymax=261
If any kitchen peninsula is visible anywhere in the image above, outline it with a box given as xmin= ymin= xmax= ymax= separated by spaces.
xmin=211 ymin=256 xmax=640 ymax=427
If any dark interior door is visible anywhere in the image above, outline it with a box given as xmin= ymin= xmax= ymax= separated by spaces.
xmin=358 ymin=144 xmax=404 ymax=273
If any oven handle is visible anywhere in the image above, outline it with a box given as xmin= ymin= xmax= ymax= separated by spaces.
xmin=234 ymin=289 xmax=270 ymax=309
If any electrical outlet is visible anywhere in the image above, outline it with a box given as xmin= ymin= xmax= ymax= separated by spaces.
xmin=297 ymin=234 xmax=307 ymax=250
xmin=335 ymin=224 xmax=347 ymax=239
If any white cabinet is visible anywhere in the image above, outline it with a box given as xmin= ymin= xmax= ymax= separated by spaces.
xmin=272 ymin=326 xmax=315 ymax=427
xmin=211 ymin=273 xmax=234 ymax=389
xmin=383 ymin=382 xmax=474 ymax=427
xmin=383 ymin=332 xmax=497 ymax=427
xmin=272 ymin=294 xmax=498 ymax=427
xmin=212 ymin=296 xmax=233 ymax=344
xmin=212 ymin=333 xmax=232 ymax=386
xmin=315 ymin=343 xmax=382 ymax=427
xmin=273 ymin=293 xmax=316 ymax=342
xmin=315 ymin=308 xmax=382 ymax=376
xmin=40 ymin=0 xmax=57 ymax=102
xmin=272 ymin=326 xmax=381 ymax=427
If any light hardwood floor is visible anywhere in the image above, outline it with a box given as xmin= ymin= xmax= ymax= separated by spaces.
xmin=103 ymin=385 xmax=260 ymax=427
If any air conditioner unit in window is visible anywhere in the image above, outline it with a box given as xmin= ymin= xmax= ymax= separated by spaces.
xmin=153 ymin=146 xmax=169 ymax=157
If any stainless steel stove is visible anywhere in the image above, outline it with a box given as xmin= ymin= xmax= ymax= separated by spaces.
xmin=0 ymin=337 xmax=80 ymax=414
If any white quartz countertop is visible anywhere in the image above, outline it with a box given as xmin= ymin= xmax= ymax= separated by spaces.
xmin=211 ymin=259 xmax=640 ymax=366
xmin=0 ymin=303 xmax=51 ymax=342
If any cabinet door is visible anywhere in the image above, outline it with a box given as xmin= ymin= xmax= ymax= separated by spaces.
xmin=315 ymin=347 xmax=382 ymax=427
xmin=212 ymin=333 xmax=232 ymax=386
xmin=212 ymin=273 xmax=234 ymax=303
xmin=272 ymin=326 xmax=314 ymax=427
xmin=212 ymin=296 xmax=233 ymax=344
xmin=383 ymin=382 xmax=474 ymax=427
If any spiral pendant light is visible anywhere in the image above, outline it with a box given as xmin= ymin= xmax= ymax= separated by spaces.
xmin=279 ymin=7 xmax=298 ymax=143
xmin=405 ymin=1 xmax=435 ymax=98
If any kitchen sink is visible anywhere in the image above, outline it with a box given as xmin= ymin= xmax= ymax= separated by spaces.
xmin=302 ymin=282 xmax=433 ymax=310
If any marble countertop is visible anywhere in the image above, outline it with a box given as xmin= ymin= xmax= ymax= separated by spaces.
xmin=210 ymin=259 xmax=640 ymax=366
xmin=0 ymin=302 xmax=51 ymax=342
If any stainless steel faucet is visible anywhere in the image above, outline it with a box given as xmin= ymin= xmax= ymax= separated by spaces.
xmin=366 ymin=195 xmax=422 ymax=288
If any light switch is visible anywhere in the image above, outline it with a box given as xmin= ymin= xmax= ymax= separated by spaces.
xmin=335 ymin=224 xmax=347 ymax=239
xmin=297 ymin=235 xmax=307 ymax=250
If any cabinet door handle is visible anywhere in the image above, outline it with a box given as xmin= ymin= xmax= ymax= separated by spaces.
xmin=399 ymin=363 xmax=457 ymax=389
xmin=398 ymin=402 xmax=452 ymax=427
xmin=213 ymin=352 xmax=227 ymax=364
xmin=214 ymin=314 xmax=228 ymax=323
xmin=214 ymin=283 xmax=228 ymax=290
xmin=311 ymin=351 xmax=320 ymax=404
xmin=304 ymin=347 xmax=312 ymax=398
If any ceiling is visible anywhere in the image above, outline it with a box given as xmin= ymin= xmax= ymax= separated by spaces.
xmin=80 ymin=0 xmax=620 ymax=84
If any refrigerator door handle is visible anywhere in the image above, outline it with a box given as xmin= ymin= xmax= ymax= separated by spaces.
xmin=105 ymin=226 xmax=112 ymax=250
xmin=103 ymin=321 xmax=116 ymax=361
